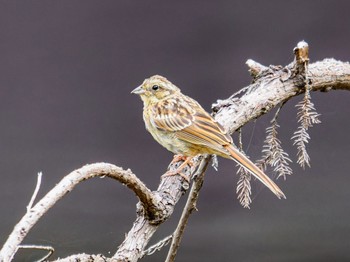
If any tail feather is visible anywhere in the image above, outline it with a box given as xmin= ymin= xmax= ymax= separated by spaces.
xmin=225 ymin=145 xmax=286 ymax=199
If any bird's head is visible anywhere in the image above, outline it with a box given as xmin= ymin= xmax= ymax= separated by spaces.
xmin=131 ymin=75 xmax=180 ymax=104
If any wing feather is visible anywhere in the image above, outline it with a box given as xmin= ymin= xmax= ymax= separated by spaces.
xmin=151 ymin=95 xmax=232 ymax=154
xmin=151 ymin=95 xmax=195 ymax=131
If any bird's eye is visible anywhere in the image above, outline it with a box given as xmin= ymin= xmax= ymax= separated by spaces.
xmin=152 ymin=85 xmax=159 ymax=91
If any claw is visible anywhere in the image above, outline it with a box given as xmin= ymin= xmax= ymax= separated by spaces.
xmin=162 ymin=156 xmax=193 ymax=182
xmin=161 ymin=170 xmax=190 ymax=182
xmin=171 ymin=154 xmax=188 ymax=163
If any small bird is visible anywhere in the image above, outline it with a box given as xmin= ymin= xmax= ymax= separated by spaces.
xmin=131 ymin=75 xmax=285 ymax=199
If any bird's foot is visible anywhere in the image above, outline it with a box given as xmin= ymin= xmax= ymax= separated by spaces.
xmin=161 ymin=170 xmax=190 ymax=182
xmin=162 ymin=155 xmax=194 ymax=182
xmin=170 ymin=154 xmax=188 ymax=164
xmin=171 ymin=155 xmax=195 ymax=167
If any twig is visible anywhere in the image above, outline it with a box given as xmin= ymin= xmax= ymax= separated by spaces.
xmin=26 ymin=172 xmax=43 ymax=212
xmin=165 ymin=155 xmax=211 ymax=262
xmin=142 ymin=235 xmax=173 ymax=257
xmin=18 ymin=245 xmax=54 ymax=262
xmin=272 ymin=101 xmax=286 ymax=123
xmin=246 ymin=59 xmax=268 ymax=77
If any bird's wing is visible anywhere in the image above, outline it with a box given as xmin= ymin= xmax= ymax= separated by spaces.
xmin=151 ymin=95 xmax=232 ymax=154
xmin=150 ymin=95 xmax=194 ymax=131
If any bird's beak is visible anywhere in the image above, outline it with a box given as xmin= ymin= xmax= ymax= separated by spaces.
xmin=131 ymin=85 xmax=145 ymax=95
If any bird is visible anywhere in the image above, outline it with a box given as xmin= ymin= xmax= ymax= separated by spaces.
xmin=131 ymin=75 xmax=285 ymax=199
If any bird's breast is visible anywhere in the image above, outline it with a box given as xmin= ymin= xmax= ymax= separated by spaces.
xmin=143 ymin=110 xmax=181 ymax=154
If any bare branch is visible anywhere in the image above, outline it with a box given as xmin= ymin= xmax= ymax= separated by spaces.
xmin=18 ymin=245 xmax=54 ymax=262
xmin=165 ymin=155 xmax=211 ymax=262
xmin=142 ymin=235 xmax=173 ymax=258
xmin=246 ymin=59 xmax=268 ymax=77
xmin=26 ymin=172 xmax=42 ymax=212
xmin=0 ymin=163 xmax=158 ymax=262
xmin=112 ymin=158 xmax=199 ymax=262
xmin=212 ymin=59 xmax=350 ymax=135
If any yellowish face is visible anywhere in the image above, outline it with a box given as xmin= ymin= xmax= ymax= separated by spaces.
xmin=131 ymin=75 xmax=180 ymax=104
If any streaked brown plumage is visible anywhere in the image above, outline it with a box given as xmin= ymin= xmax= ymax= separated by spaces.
xmin=132 ymin=75 xmax=285 ymax=199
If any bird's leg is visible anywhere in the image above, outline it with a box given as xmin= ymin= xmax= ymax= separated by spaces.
xmin=162 ymin=155 xmax=194 ymax=182
xmin=170 ymin=154 xmax=188 ymax=164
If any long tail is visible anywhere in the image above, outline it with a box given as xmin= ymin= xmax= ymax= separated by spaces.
xmin=225 ymin=145 xmax=286 ymax=199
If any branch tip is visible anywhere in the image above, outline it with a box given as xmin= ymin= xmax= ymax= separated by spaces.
xmin=294 ymin=40 xmax=309 ymax=65
xmin=26 ymin=172 xmax=43 ymax=212
xmin=246 ymin=59 xmax=268 ymax=77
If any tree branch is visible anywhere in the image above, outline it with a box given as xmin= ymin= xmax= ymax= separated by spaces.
xmin=165 ymin=155 xmax=211 ymax=262
xmin=112 ymin=160 xmax=196 ymax=261
xmin=212 ymin=58 xmax=350 ymax=134
xmin=26 ymin=172 xmax=43 ymax=212
xmin=0 ymin=163 xmax=159 ymax=261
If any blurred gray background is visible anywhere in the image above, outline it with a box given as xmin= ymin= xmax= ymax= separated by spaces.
xmin=0 ymin=1 xmax=349 ymax=261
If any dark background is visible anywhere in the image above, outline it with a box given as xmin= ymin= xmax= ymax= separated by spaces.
xmin=0 ymin=1 xmax=349 ymax=261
